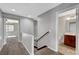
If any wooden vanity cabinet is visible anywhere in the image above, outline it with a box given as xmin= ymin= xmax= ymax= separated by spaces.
xmin=64 ymin=35 xmax=76 ymax=48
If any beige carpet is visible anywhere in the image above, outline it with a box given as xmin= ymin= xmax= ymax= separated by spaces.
xmin=58 ymin=43 xmax=76 ymax=55
xmin=0 ymin=38 xmax=29 ymax=55
xmin=35 ymin=47 xmax=62 ymax=55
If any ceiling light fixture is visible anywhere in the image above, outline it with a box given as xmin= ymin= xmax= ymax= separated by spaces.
xmin=27 ymin=15 xmax=31 ymax=17
xmin=66 ymin=16 xmax=76 ymax=20
xmin=11 ymin=9 xmax=16 ymax=12
xmin=66 ymin=17 xmax=71 ymax=20
xmin=6 ymin=19 xmax=18 ymax=23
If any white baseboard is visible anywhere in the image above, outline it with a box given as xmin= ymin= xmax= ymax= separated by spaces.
xmin=0 ymin=45 xmax=3 ymax=51
xmin=0 ymin=41 xmax=6 ymax=52
xmin=48 ymin=46 xmax=58 ymax=52
xmin=0 ymin=48 xmax=1 ymax=51
xmin=0 ymin=44 xmax=4 ymax=52
xmin=3 ymin=41 xmax=7 ymax=45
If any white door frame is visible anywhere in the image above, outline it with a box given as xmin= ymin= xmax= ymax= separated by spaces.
xmin=56 ymin=8 xmax=77 ymax=54
xmin=16 ymin=18 xmax=20 ymax=42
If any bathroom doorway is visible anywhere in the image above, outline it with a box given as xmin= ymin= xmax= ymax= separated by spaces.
xmin=57 ymin=8 xmax=77 ymax=55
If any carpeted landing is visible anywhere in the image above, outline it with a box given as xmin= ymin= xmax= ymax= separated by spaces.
xmin=0 ymin=38 xmax=29 ymax=55
xmin=34 ymin=47 xmax=62 ymax=55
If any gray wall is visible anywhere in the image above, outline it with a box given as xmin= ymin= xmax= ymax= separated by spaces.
xmin=37 ymin=3 xmax=79 ymax=52
xmin=20 ymin=18 xmax=33 ymax=35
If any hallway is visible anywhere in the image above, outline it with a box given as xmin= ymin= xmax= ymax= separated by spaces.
xmin=0 ymin=38 xmax=29 ymax=55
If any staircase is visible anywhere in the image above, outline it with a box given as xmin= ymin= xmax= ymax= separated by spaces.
xmin=34 ymin=31 xmax=63 ymax=55
xmin=34 ymin=31 xmax=49 ymax=51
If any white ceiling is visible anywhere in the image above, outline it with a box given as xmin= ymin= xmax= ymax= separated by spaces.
xmin=58 ymin=9 xmax=76 ymax=17
xmin=59 ymin=9 xmax=76 ymax=21
xmin=0 ymin=3 xmax=60 ymax=18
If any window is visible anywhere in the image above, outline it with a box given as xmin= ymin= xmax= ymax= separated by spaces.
xmin=6 ymin=25 xmax=14 ymax=32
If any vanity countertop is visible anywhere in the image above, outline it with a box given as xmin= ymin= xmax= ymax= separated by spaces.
xmin=64 ymin=33 xmax=76 ymax=36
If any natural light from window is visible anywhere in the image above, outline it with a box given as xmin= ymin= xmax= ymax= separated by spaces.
xmin=6 ymin=25 xmax=14 ymax=32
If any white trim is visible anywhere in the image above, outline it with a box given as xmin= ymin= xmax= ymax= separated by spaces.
xmin=75 ymin=8 xmax=79 ymax=54
xmin=0 ymin=46 xmax=3 ymax=52
xmin=0 ymin=42 xmax=6 ymax=51
xmin=32 ymin=36 xmax=34 ymax=55
xmin=48 ymin=46 xmax=58 ymax=52
xmin=0 ymin=41 xmax=4 ymax=52
xmin=0 ymin=48 xmax=1 ymax=51
xmin=56 ymin=12 xmax=59 ymax=52
xmin=20 ymin=41 xmax=31 ymax=55
xmin=7 ymin=36 xmax=16 ymax=38
xmin=3 ymin=40 xmax=7 ymax=45
xmin=18 ymin=19 xmax=20 ymax=42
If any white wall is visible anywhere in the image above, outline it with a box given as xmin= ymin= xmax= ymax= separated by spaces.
xmin=20 ymin=18 xmax=33 ymax=54
xmin=58 ymin=17 xmax=66 ymax=44
xmin=38 ymin=11 xmax=57 ymax=51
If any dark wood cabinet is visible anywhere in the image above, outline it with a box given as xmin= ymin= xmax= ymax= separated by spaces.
xmin=64 ymin=35 xmax=76 ymax=48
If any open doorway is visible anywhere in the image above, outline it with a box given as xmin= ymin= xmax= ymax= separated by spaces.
xmin=57 ymin=9 xmax=77 ymax=55
xmin=4 ymin=18 xmax=19 ymax=44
